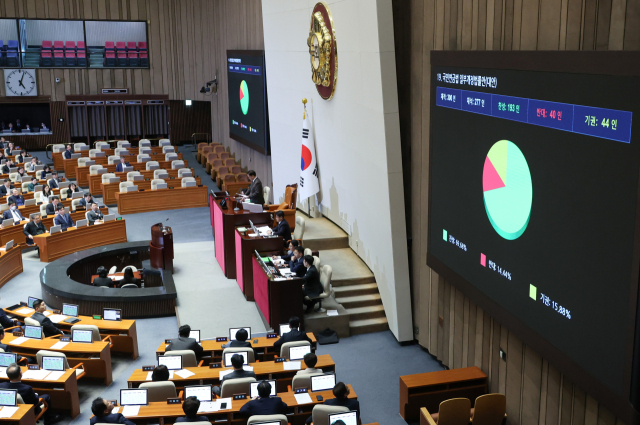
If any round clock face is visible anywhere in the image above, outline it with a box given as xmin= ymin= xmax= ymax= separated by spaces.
xmin=5 ymin=69 xmax=36 ymax=96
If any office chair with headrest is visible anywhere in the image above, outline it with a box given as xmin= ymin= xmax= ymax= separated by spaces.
xmin=139 ymin=139 xmax=151 ymax=148
xmin=114 ymin=148 xmax=128 ymax=156
xmin=138 ymin=154 xmax=151 ymax=163
xmin=290 ymin=372 xmax=325 ymax=390
xmin=220 ymin=377 xmax=256 ymax=398
xmin=123 ymin=266 xmax=138 ymax=272
xmin=101 ymin=173 xmax=116 ymax=184
xmin=424 ymin=398 xmax=472 ymax=425
xmin=89 ymin=164 xmax=104 ymax=175
xmin=70 ymin=324 xmax=112 ymax=345
xmin=151 ymin=179 xmax=166 ymax=190
xmin=267 ymin=184 xmax=298 ymax=230
xmin=471 ymin=393 xmax=507 ymax=425
xmin=162 ymin=145 xmax=175 ymax=153
xmin=165 ymin=349 xmax=202 ymax=367
xmin=171 ymin=160 xmax=185 ymax=169
xmin=117 ymin=140 xmax=130 ymax=148
xmin=181 ymin=177 xmax=196 ymax=187
xmin=71 ymin=199 xmax=82 ymax=212
xmin=177 ymin=168 xmax=191 ymax=178
xmin=95 ymin=141 xmax=110 ymax=150
xmin=139 ymin=381 xmax=177 ymax=401
xmin=24 ymin=317 xmax=40 ymax=327
xmin=127 ymin=171 xmax=141 ymax=181
xmin=74 ymin=143 xmax=87 ymax=151
xmin=107 ymin=155 xmax=120 ymax=165
xmin=119 ymin=181 xmax=134 ymax=193
xmin=306 ymin=264 xmax=332 ymax=313
xmin=293 ymin=216 xmax=306 ymax=241
xmin=52 ymin=144 xmax=65 ymax=153
xmin=263 ymin=186 xmax=271 ymax=204
xmin=221 ymin=347 xmax=256 ymax=363
xmin=247 ymin=415 xmax=287 ymax=425
xmin=36 ymin=350 xmax=86 ymax=379
xmin=120 ymin=283 xmax=138 ymax=288
xmin=313 ymin=256 xmax=321 ymax=271
xmin=159 ymin=139 xmax=171 ymax=147
xmin=108 ymin=266 xmax=117 ymax=274
xmin=89 ymin=149 xmax=102 ymax=158
xmin=146 ymin=161 xmax=160 ymax=171
xmin=279 ymin=341 xmax=311 ymax=360
xmin=311 ymin=405 xmax=350 ymax=425
xmin=78 ymin=157 xmax=90 ymax=167
xmin=153 ymin=169 xmax=167 ymax=179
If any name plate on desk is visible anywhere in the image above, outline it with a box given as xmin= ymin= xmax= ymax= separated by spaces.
xmin=295 ymin=388 xmax=308 ymax=394
xmin=60 ymin=337 xmax=70 ymax=342
xmin=93 ymin=315 xmax=101 ymax=320
xmin=28 ymin=365 xmax=39 ymax=370
xmin=164 ymin=339 xmax=172 ymax=344
xmin=216 ymin=337 xmax=227 ymax=342
xmin=12 ymin=331 xmax=22 ymax=337
xmin=267 ymin=333 xmax=278 ymax=338
xmin=275 ymin=357 xmax=286 ymax=363
xmin=233 ymin=393 xmax=247 ymax=400
xmin=167 ymin=397 xmax=181 ymax=404
xmin=142 ymin=366 xmax=154 ymax=371
xmin=209 ymin=363 xmax=221 ymax=368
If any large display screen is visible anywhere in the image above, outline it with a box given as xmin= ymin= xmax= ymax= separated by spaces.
xmin=227 ymin=50 xmax=270 ymax=155
xmin=427 ymin=54 xmax=640 ymax=412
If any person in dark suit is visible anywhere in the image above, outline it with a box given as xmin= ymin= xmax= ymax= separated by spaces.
xmin=45 ymin=197 xmax=63 ymax=216
xmin=273 ymin=316 xmax=313 ymax=352
xmin=90 ymin=397 xmax=135 ymax=425
xmin=229 ymin=328 xmax=252 ymax=348
xmin=239 ymin=381 xmax=288 ymax=417
xmin=23 ymin=214 xmax=46 ymax=246
xmin=40 ymin=165 xmax=51 ymax=180
xmin=0 ymin=179 xmax=13 ymax=197
xmin=2 ymin=201 xmax=26 ymax=224
xmin=116 ymin=267 xmax=139 ymax=288
xmin=301 ymin=256 xmax=323 ymax=313
xmin=213 ymin=353 xmax=256 ymax=396
xmin=166 ymin=324 xmax=203 ymax=359
xmin=288 ymin=247 xmax=306 ymax=277
xmin=175 ymin=396 xmax=209 ymax=423
xmin=305 ymin=382 xmax=360 ymax=425
xmin=79 ymin=193 xmax=96 ymax=209
xmin=93 ymin=266 xmax=113 ymax=288
xmin=15 ymin=120 xmax=21 ymax=131
xmin=7 ymin=123 xmax=13 ymax=133
xmin=1 ymin=364 xmax=61 ymax=425
xmin=241 ymin=170 xmax=264 ymax=204
xmin=0 ymin=309 xmax=18 ymax=329
xmin=87 ymin=203 xmax=104 ymax=225
xmin=48 ymin=171 xmax=60 ymax=189
xmin=0 ymin=326 xmax=14 ymax=352
xmin=7 ymin=188 xmax=25 ymax=207
xmin=63 ymin=144 xmax=73 ymax=160
xmin=15 ymin=152 xmax=25 ymax=163
xmin=151 ymin=365 xmax=169 ymax=381
xmin=269 ymin=211 xmax=291 ymax=246
xmin=1 ymin=160 xmax=13 ymax=174
xmin=0 ymin=136 xmax=6 ymax=148
xmin=4 ymin=142 xmax=14 ymax=156
xmin=53 ymin=207 xmax=74 ymax=231
xmin=272 ymin=240 xmax=298 ymax=264
xmin=115 ymin=157 xmax=130 ymax=173
xmin=65 ymin=182 xmax=80 ymax=199
xmin=31 ymin=299 xmax=63 ymax=337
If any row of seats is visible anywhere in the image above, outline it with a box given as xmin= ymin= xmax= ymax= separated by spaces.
xmin=197 ymin=143 xmax=248 ymax=191
xmin=0 ymin=40 xmax=19 ymax=66
xmin=53 ymin=139 xmax=170 ymax=153
xmin=41 ymin=41 xmax=86 ymax=67
xmin=104 ymin=41 xmax=148 ymax=67
xmin=105 ymin=41 xmax=148 ymax=52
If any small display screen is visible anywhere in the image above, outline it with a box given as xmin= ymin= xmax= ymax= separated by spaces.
xmin=224 ymin=351 xmax=248 ymax=367
xmin=184 ymin=385 xmax=212 ymax=402
xmin=62 ymin=304 xmax=78 ymax=317
xmin=42 ymin=356 xmax=64 ymax=371
xmin=310 ymin=373 xmax=336 ymax=392
xmin=250 ymin=380 xmax=276 ymax=398
xmin=24 ymin=325 xmax=42 ymax=339
xmin=158 ymin=355 xmax=182 ymax=370
xmin=289 ymin=345 xmax=311 ymax=361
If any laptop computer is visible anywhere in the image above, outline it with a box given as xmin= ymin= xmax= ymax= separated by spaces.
xmin=120 ymin=389 xmax=148 ymax=406
xmin=72 ymin=329 xmax=93 ymax=343
xmin=310 ymin=373 xmax=337 ymax=392
xmin=184 ymin=385 xmax=212 ymax=402
xmin=0 ymin=389 xmax=17 ymax=407
xmin=250 ymin=380 xmax=277 ymax=398
xmin=328 ymin=411 xmax=358 ymax=425
xmin=158 ymin=355 xmax=182 ymax=370
xmin=223 ymin=351 xmax=249 ymax=367
xmin=0 ymin=353 xmax=17 ymax=367
xmin=289 ymin=345 xmax=311 ymax=361
xmin=229 ymin=327 xmax=251 ymax=341
xmin=24 ymin=325 xmax=43 ymax=340
xmin=42 ymin=356 xmax=65 ymax=371
xmin=103 ymin=308 xmax=121 ymax=321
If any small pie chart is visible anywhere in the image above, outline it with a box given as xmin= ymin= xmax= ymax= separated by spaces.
xmin=239 ymin=80 xmax=249 ymax=115
xmin=483 ymin=140 xmax=532 ymax=240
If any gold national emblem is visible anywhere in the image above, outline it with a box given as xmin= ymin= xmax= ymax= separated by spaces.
xmin=307 ymin=2 xmax=337 ymax=100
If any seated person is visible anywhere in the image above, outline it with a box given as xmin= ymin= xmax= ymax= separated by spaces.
xmin=65 ymin=182 xmax=80 ymax=199
xmin=87 ymin=203 xmax=104 ymax=225
xmin=15 ymin=166 xmax=26 ymax=179
xmin=24 ymin=124 xmax=30 ymax=133
xmin=26 ymin=176 xmax=38 ymax=192
xmin=301 ymin=256 xmax=323 ymax=313
xmin=176 ymin=396 xmax=209 ymax=423
xmin=295 ymin=352 xmax=323 ymax=376
xmin=273 ymin=316 xmax=312 ymax=351
xmin=23 ymin=214 xmax=46 ymax=245
xmin=40 ymin=165 xmax=51 ymax=180
xmin=26 ymin=157 xmax=39 ymax=172
xmin=31 ymin=299 xmax=64 ymax=337
xmin=93 ymin=266 xmax=113 ymax=288
xmin=90 ymin=397 xmax=135 ymax=425
xmin=41 ymin=123 xmax=48 ymax=131
xmin=0 ymin=179 xmax=13 ymax=197
xmin=229 ymin=328 xmax=252 ymax=348
xmin=239 ymin=380 xmax=288 ymax=417
xmin=63 ymin=144 xmax=73 ymax=160
xmin=7 ymin=188 xmax=25 ymax=206
xmin=1 ymin=364 xmax=61 ymax=425
xmin=1 ymin=159 xmax=13 ymax=174
xmin=151 ymin=364 xmax=169 ymax=381
xmin=305 ymin=382 xmax=360 ymax=425
xmin=45 ymin=196 xmax=63 ymax=216
xmin=117 ymin=267 xmax=140 ymax=288
xmin=53 ymin=207 xmax=74 ymax=231
xmin=0 ymin=136 xmax=5 ymax=148
xmin=0 ymin=308 xmax=18 ymax=329
xmin=166 ymin=324 xmax=203 ymax=359
xmin=2 ymin=200 xmax=26 ymax=224
xmin=213 ymin=354 xmax=256 ymax=396
xmin=116 ymin=157 xmax=130 ymax=173
xmin=15 ymin=152 xmax=25 ymax=163
xmin=0 ymin=325 xmax=14 ymax=352
xmin=268 ymin=211 xmax=291 ymax=245
xmin=41 ymin=185 xmax=53 ymax=205
xmin=79 ymin=192 xmax=96 ymax=209
xmin=272 ymin=240 xmax=298 ymax=264
xmin=48 ymin=171 xmax=60 ymax=189
xmin=289 ymin=246 xmax=306 ymax=277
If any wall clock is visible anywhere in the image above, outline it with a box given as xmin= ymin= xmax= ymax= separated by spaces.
xmin=5 ymin=69 xmax=37 ymax=96
xmin=307 ymin=2 xmax=338 ymax=100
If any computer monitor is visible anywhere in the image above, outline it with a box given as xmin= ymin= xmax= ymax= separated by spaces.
xmin=289 ymin=345 xmax=311 ymax=361
xmin=27 ymin=296 xmax=39 ymax=308
xmin=120 ymin=389 xmax=148 ymax=406
xmin=279 ymin=324 xmax=291 ymax=335
xmin=310 ymin=373 xmax=336 ymax=392
xmin=62 ymin=303 xmax=78 ymax=317
xmin=24 ymin=325 xmax=42 ymax=340
xmin=189 ymin=330 xmax=200 ymax=343
xmin=50 ymin=225 xmax=61 ymax=234
xmin=1 ymin=219 xmax=14 ymax=227
xmin=72 ymin=329 xmax=93 ymax=343
xmin=0 ymin=389 xmax=17 ymax=407
xmin=75 ymin=219 xmax=88 ymax=227
xmin=103 ymin=308 xmax=121 ymax=321
xmin=183 ymin=385 xmax=212 ymax=402
xmin=250 ymin=380 xmax=277 ymax=398
xmin=42 ymin=356 xmax=65 ymax=371
xmin=229 ymin=327 xmax=251 ymax=341
xmin=0 ymin=353 xmax=16 ymax=367
xmin=328 ymin=411 xmax=358 ymax=425
xmin=223 ymin=351 xmax=249 ymax=367
xmin=158 ymin=355 xmax=182 ymax=370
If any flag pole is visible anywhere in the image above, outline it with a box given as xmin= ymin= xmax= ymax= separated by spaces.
xmin=302 ymin=98 xmax=311 ymax=217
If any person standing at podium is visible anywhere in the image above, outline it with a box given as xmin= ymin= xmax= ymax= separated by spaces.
xmin=240 ymin=170 xmax=264 ymax=204
xmin=53 ymin=207 xmax=74 ymax=231
xmin=87 ymin=203 xmax=104 ymax=225
xmin=267 ymin=211 xmax=291 ymax=246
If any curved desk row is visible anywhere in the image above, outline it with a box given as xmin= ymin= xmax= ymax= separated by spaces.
xmin=0 ymin=243 xmax=22 ymax=289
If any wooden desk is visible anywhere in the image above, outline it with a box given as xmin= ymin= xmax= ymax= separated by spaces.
xmin=86 ymin=163 xmax=191 ymax=194
xmin=102 ymin=176 xmax=201 ymax=205
xmin=253 ymin=256 xmax=304 ymax=330
xmin=90 ymin=271 xmax=142 ymax=284
xmin=4 ymin=307 xmax=139 ymax=359
xmin=128 ymin=354 xmax=335 ymax=393
xmin=2 ymin=333 xmax=113 ymax=385
xmin=0 ymin=244 xmax=22 ymax=289
xmin=52 ymin=147 xmax=165 ymax=171
xmin=211 ymin=198 xmax=273 ymax=279
xmin=60 ymin=149 xmax=172 ymax=179
xmin=234 ymin=228 xmax=283 ymax=301
xmin=115 ymin=186 xmax=208 ymax=215
xmin=75 ymin=156 xmax=188 ymax=187
xmin=33 ymin=219 xmax=128 ymax=262
xmin=155 ymin=333 xmax=317 ymax=363
xmin=399 ymin=366 xmax=487 ymax=422
xmin=109 ymin=385 xmax=356 ymax=425
xmin=0 ymin=404 xmax=35 ymax=425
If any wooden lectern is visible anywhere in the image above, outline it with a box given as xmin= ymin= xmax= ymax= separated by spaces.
xmin=150 ymin=224 xmax=174 ymax=272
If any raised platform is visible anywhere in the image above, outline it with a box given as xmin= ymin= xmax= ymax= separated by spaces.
xmin=40 ymin=241 xmax=177 ymax=318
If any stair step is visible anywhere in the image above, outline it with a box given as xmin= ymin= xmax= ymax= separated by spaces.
xmin=333 ymin=283 xmax=379 ymax=297
xmin=346 ymin=304 xmax=386 ymax=321
xmin=335 ymin=293 xmax=381 ymax=308
xmin=330 ymin=275 xmax=376 ymax=287
xmin=349 ymin=317 xmax=389 ymax=335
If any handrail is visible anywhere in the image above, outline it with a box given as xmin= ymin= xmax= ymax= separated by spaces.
xmin=191 ymin=132 xmax=211 ymax=145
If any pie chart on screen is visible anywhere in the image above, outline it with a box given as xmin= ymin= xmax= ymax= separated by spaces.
xmin=482 ymin=140 xmax=532 ymax=240
xmin=239 ymin=80 xmax=249 ymax=115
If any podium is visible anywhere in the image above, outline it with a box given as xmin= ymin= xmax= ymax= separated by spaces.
xmin=150 ymin=224 xmax=174 ymax=272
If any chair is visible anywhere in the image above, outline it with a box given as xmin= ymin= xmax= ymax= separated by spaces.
xmin=236 ymin=174 xmax=249 ymax=183
xmin=121 ymin=284 xmax=138 ymax=289
xmin=291 ymin=372 xmax=325 ymax=390
xmin=89 ymin=149 xmax=103 ymax=158
xmin=119 ymin=181 xmax=134 ymax=192
xmin=117 ymin=140 xmax=130 ymax=148
xmin=471 ymin=394 xmax=506 ymax=425
xmin=159 ymin=139 xmax=171 ymax=147
xmin=221 ymin=174 xmax=236 ymax=191
xmin=24 ymin=317 xmax=40 ymax=327
xmin=311 ymin=405 xmax=350 ymax=425
xmin=165 ymin=349 xmax=200 ymax=367
xmin=178 ymin=168 xmax=191 ymax=178
xmin=127 ymin=41 xmax=138 ymax=52
xmin=127 ymin=171 xmax=141 ymax=182
xmin=139 ymin=381 xmax=177 ymax=402
xmin=108 ymin=155 xmax=120 ymax=165
xmin=263 ymin=187 xmax=271 ymax=204
xmin=65 ymin=51 xmax=76 ymax=66
xmin=71 ymin=199 xmax=82 ymax=212
xmin=52 ymin=144 xmax=65 ymax=153
xmin=220 ymin=377 xmax=256 ymax=398
xmin=222 ymin=347 xmax=256 ymax=363
xmin=116 ymin=42 xmax=126 ymax=52
xmin=205 ymin=153 xmax=220 ymax=173
xmin=165 ymin=153 xmax=178 ymax=161
xmin=128 ymin=52 xmax=138 ymax=66
xmin=76 ymin=49 xmax=86 ymax=66
xmin=213 ymin=145 xmax=225 ymax=155
xmin=117 ymin=52 xmax=127 ymax=66
xmin=146 ymin=161 xmax=159 ymax=170
xmin=306 ymin=265 xmax=332 ymax=312
xmin=89 ymin=164 xmax=104 ymax=175
xmin=114 ymin=147 xmax=128 ymax=156
xmin=196 ymin=143 xmax=208 ymax=162
xmin=151 ymin=179 xmax=165 ymax=190
xmin=181 ymin=177 xmax=196 ymax=187
xmin=39 ymin=203 xmax=47 ymax=216
xmin=78 ymin=157 xmax=90 ymax=167
xmin=313 ymin=256 xmax=321 ymax=270
xmin=224 ymin=158 xmax=236 ymax=168
xmin=200 ymin=146 xmax=213 ymax=165
xmin=215 ymin=166 xmax=230 ymax=187
xmin=171 ymin=160 xmax=185 ymax=169
xmin=123 ymin=266 xmax=138 ymax=272
xmin=16 ymin=393 xmax=48 ymax=423
xmin=101 ymin=173 xmax=116 ymax=184
xmin=96 ymin=141 xmax=110 ymax=150
xmin=139 ymin=51 xmax=148 ymax=66
xmin=293 ymin=216 xmax=306 ymax=241
xmin=209 ymin=159 xmax=224 ymax=180
xmin=36 ymin=350 xmax=86 ymax=379
xmin=6 ymin=40 xmax=19 ymax=66
xmin=153 ymin=169 xmax=168 ymax=179
xmin=109 ymin=266 xmax=117 ymax=274
xmin=139 ymin=139 xmax=151 ymax=147
xmin=21 ymin=182 xmax=29 ymax=192
xmin=424 ymin=398 xmax=473 ymax=425
xmin=162 ymin=145 xmax=175 ymax=153
xmin=8 ymin=172 xmax=18 ymax=182
xmin=74 ymin=142 xmax=87 ymax=151
xmin=279 ymin=341 xmax=311 ymax=360
xmin=247 ymin=415 xmax=287 ymax=425
xmin=219 ymin=152 xmax=231 ymax=160
xmin=138 ymin=154 xmax=151 ymax=163
xmin=267 ymin=184 xmax=298 ymax=231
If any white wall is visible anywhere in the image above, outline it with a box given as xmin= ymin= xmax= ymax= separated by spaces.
xmin=262 ymin=0 xmax=413 ymax=341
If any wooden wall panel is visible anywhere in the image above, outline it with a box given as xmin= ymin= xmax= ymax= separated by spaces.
xmin=395 ymin=0 xmax=638 ymax=424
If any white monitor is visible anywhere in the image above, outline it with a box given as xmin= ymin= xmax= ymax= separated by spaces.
xmin=120 ymin=389 xmax=148 ymax=406
xmin=3 ymin=240 xmax=13 ymax=250
xmin=0 ymin=389 xmax=17 ymax=407
xmin=27 ymin=296 xmax=39 ymax=308
xmin=75 ymin=219 xmax=88 ymax=227
xmin=279 ymin=324 xmax=291 ymax=335
xmin=156 ymin=173 xmax=169 ymax=179
xmin=103 ymin=308 xmax=121 ymax=321
xmin=49 ymin=225 xmax=61 ymax=234
xmin=0 ymin=353 xmax=16 ymax=367
xmin=1 ymin=219 xmax=14 ymax=227
xmin=154 ymin=183 xmax=167 ymax=190
xmin=189 ymin=330 xmax=200 ymax=343
xmin=250 ymin=380 xmax=277 ymax=398
xmin=72 ymin=329 xmax=93 ymax=343
xmin=184 ymin=385 xmax=212 ymax=402
xmin=71 ymin=191 xmax=84 ymax=199
xmin=158 ymin=355 xmax=182 ymax=370
xmin=184 ymin=180 xmax=196 ymax=187
xmin=328 ymin=411 xmax=358 ymax=425
xmin=223 ymin=351 xmax=249 ymax=367
xmin=62 ymin=303 xmax=78 ymax=317
xmin=24 ymin=325 xmax=42 ymax=340
xmin=310 ymin=373 xmax=336 ymax=392
xmin=103 ymin=214 xmax=116 ymax=222
xmin=42 ymin=356 xmax=65 ymax=371
xmin=289 ymin=345 xmax=311 ymax=361
xmin=126 ymin=185 xmax=138 ymax=192
xmin=229 ymin=327 xmax=251 ymax=341
xmin=24 ymin=199 xmax=36 ymax=206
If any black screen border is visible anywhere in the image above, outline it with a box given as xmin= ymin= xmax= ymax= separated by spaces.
xmin=427 ymin=51 xmax=640 ymax=424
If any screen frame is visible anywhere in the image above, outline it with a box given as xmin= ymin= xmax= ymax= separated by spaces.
xmin=24 ymin=325 xmax=42 ymax=339
xmin=41 ymin=356 xmax=65 ymax=371
xmin=71 ymin=329 xmax=93 ymax=344
xmin=0 ymin=389 xmax=17 ymax=407
xmin=158 ymin=355 xmax=182 ymax=371
xmin=289 ymin=345 xmax=311 ymax=361
xmin=120 ymin=388 xmax=148 ymax=406
xmin=183 ymin=384 xmax=212 ymax=402
xmin=328 ymin=411 xmax=358 ymax=425
xmin=250 ymin=380 xmax=277 ymax=398
xmin=62 ymin=303 xmax=78 ymax=317
xmin=229 ymin=327 xmax=251 ymax=341
xmin=103 ymin=308 xmax=121 ymax=321
xmin=427 ymin=50 xmax=640 ymax=424
xmin=226 ymin=49 xmax=270 ymax=155
xmin=223 ymin=351 xmax=249 ymax=367
xmin=310 ymin=372 xmax=336 ymax=392
xmin=0 ymin=353 xmax=17 ymax=367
